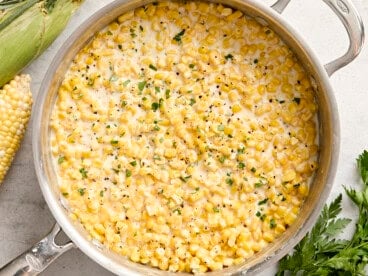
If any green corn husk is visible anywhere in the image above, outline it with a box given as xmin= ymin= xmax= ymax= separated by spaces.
xmin=0 ymin=0 xmax=83 ymax=88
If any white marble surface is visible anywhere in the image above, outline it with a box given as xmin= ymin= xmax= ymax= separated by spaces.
xmin=0 ymin=0 xmax=367 ymax=275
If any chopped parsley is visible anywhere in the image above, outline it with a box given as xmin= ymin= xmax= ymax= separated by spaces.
xmin=99 ymin=190 xmax=104 ymax=197
xmin=219 ymin=156 xmax=226 ymax=163
xmin=110 ymin=140 xmax=119 ymax=146
xmin=130 ymin=161 xmax=137 ymax=167
xmin=173 ymin=29 xmax=185 ymax=43
xmin=270 ymin=218 xmax=277 ymax=229
xmin=189 ymin=98 xmax=196 ymax=106
xmin=130 ymin=28 xmax=137 ymax=38
xmin=121 ymin=100 xmax=127 ymax=107
xmin=255 ymin=181 xmax=265 ymax=188
xmin=179 ymin=175 xmax=192 ymax=183
xmin=165 ymin=89 xmax=170 ymax=99
xmin=237 ymin=147 xmax=245 ymax=154
xmin=251 ymin=167 xmax=257 ymax=173
xmin=138 ymin=81 xmax=147 ymax=92
xmin=238 ymin=162 xmax=246 ymax=169
xmin=213 ymin=206 xmax=220 ymax=213
xmin=189 ymin=64 xmax=195 ymax=69
xmin=226 ymin=178 xmax=234 ymax=186
xmin=77 ymin=188 xmax=85 ymax=196
xmin=58 ymin=156 xmax=65 ymax=164
xmin=126 ymin=169 xmax=132 ymax=177
xmin=258 ymin=198 xmax=269 ymax=205
xmin=151 ymin=102 xmax=160 ymax=111
xmin=79 ymin=168 xmax=88 ymax=179
xmin=149 ymin=64 xmax=157 ymax=71
xmin=256 ymin=211 xmax=267 ymax=221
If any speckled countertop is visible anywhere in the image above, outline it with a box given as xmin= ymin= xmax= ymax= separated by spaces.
xmin=0 ymin=0 xmax=367 ymax=275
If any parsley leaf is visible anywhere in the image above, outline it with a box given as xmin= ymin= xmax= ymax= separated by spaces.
xmin=358 ymin=150 xmax=368 ymax=185
xmin=277 ymin=150 xmax=368 ymax=276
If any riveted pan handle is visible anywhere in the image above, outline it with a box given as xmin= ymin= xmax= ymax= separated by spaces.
xmin=271 ymin=0 xmax=365 ymax=76
xmin=0 ymin=224 xmax=74 ymax=276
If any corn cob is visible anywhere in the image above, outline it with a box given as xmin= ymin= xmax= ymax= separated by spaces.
xmin=0 ymin=74 xmax=32 ymax=183
xmin=0 ymin=0 xmax=84 ymax=88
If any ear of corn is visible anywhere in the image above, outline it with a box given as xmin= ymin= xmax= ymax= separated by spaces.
xmin=0 ymin=0 xmax=84 ymax=88
xmin=0 ymin=74 xmax=32 ymax=183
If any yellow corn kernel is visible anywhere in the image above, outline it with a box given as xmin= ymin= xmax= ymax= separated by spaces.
xmin=232 ymin=104 xmax=241 ymax=113
xmin=118 ymin=11 xmax=134 ymax=22
xmin=263 ymin=232 xmax=274 ymax=242
xmin=226 ymin=10 xmax=243 ymax=21
xmin=282 ymin=169 xmax=296 ymax=182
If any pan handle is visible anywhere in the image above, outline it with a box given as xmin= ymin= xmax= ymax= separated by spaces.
xmin=0 ymin=224 xmax=74 ymax=276
xmin=271 ymin=0 xmax=365 ymax=76
xmin=271 ymin=0 xmax=291 ymax=13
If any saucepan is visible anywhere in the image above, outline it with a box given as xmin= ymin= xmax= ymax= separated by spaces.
xmin=0 ymin=0 xmax=364 ymax=275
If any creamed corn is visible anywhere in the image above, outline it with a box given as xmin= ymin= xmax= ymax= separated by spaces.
xmin=51 ymin=1 xmax=318 ymax=273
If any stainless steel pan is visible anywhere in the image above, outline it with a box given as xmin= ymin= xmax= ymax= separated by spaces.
xmin=0 ymin=0 xmax=364 ymax=275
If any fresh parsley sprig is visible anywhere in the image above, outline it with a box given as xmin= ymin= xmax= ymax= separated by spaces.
xmin=277 ymin=150 xmax=368 ymax=276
